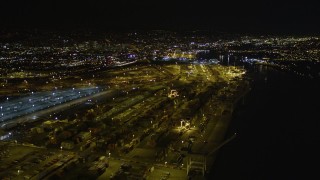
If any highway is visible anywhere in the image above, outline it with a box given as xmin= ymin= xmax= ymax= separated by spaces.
xmin=0 ymin=86 xmax=111 ymax=129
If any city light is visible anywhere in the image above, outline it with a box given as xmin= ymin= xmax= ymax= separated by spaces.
xmin=0 ymin=28 xmax=317 ymax=180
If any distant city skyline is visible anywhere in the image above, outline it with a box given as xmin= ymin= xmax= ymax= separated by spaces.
xmin=0 ymin=18 xmax=319 ymax=179
xmin=1 ymin=0 xmax=320 ymax=34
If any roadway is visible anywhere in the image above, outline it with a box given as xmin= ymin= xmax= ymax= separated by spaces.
xmin=0 ymin=87 xmax=114 ymax=129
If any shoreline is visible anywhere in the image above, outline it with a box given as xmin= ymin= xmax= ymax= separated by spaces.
xmin=203 ymin=78 xmax=251 ymax=176
xmin=179 ymin=75 xmax=251 ymax=179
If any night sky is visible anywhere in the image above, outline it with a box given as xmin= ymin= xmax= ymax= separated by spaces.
xmin=1 ymin=0 xmax=320 ymax=34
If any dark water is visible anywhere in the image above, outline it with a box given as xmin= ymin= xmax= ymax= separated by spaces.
xmin=208 ymin=64 xmax=320 ymax=179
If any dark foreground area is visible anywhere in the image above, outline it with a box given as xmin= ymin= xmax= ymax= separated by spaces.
xmin=209 ymin=65 xmax=320 ymax=179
